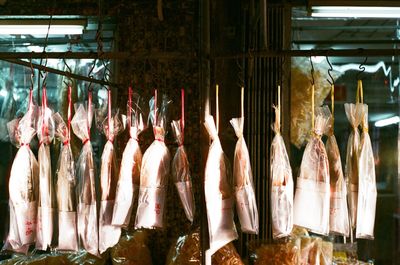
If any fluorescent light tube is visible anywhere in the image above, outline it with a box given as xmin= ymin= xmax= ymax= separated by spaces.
xmin=0 ymin=25 xmax=83 ymax=35
xmin=374 ymin=116 xmax=400 ymax=127
xmin=311 ymin=6 xmax=400 ymax=18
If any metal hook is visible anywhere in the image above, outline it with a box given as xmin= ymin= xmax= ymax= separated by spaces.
xmin=326 ymin=53 xmax=334 ymax=85
xmin=62 ymin=52 xmax=73 ymax=87
xmin=29 ymin=55 xmax=34 ymax=91
xmin=87 ymin=58 xmax=97 ymax=92
xmin=309 ymin=55 xmax=315 ymax=86
xmin=357 ymin=56 xmax=367 ymax=80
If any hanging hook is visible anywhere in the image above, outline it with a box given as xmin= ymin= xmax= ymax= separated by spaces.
xmin=357 ymin=56 xmax=367 ymax=81
xmin=87 ymin=58 xmax=97 ymax=92
xmin=63 ymin=52 xmax=73 ymax=87
xmin=309 ymin=54 xmax=315 ymax=86
xmin=29 ymin=55 xmax=34 ymax=91
xmin=326 ymin=52 xmax=334 ymax=85
xmin=280 ymin=55 xmax=286 ymax=87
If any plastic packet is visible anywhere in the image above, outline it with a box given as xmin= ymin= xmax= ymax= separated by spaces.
xmin=35 ymin=87 xmax=55 ymax=250
xmin=171 ymin=89 xmax=195 ymax=223
xmin=135 ymin=91 xmax=171 ymax=229
xmin=204 ymin=114 xmax=238 ymax=259
xmin=112 ymin=89 xmax=146 ymax=227
xmin=110 ymin=230 xmax=152 ymax=265
xmin=3 ymin=90 xmax=38 ymax=253
xmin=71 ymin=92 xmax=98 ymax=256
xmin=250 ymin=239 xmax=300 ymax=265
xmin=324 ymin=107 xmax=350 ymax=236
xmin=270 ymin=100 xmax=293 ymax=238
xmin=98 ymin=89 xmax=123 ymax=253
xmin=356 ymin=104 xmax=376 ymax=239
xmin=53 ymin=86 xmax=78 ymax=252
xmin=293 ymin=104 xmax=330 ymax=235
xmin=166 ymin=229 xmax=201 ymax=265
xmin=231 ymin=126 xmax=258 ymax=233
xmin=344 ymin=102 xmax=363 ymax=230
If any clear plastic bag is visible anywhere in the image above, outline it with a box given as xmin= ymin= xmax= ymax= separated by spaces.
xmin=135 ymin=92 xmax=171 ymax=229
xmin=71 ymin=95 xmax=98 ymax=256
xmin=270 ymin=104 xmax=293 ymax=239
xmin=112 ymin=90 xmax=146 ymax=227
xmin=230 ymin=115 xmax=258 ymax=234
xmin=325 ymin=108 xmax=350 ymax=236
xmin=344 ymin=103 xmax=363 ymax=230
xmin=204 ymin=115 xmax=238 ymax=258
xmin=356 ymin=104 xmax=376 ymax=239
xmin=98 ymin=90 xmax=123 ymax=253
xmin=3 ymin=92 xmax=38 ymax=253
xmin=293 ymin=105 xmax=330 ymax=235
xmin=171 ymin=90 xmax=195 ymax=223
xmin=53 ymin=109 xmax=78 ymax=251
xmin=35 ymin=87 xmax=55 ymax=251
xmin=171 ymin=120 xmax=195 ymax=223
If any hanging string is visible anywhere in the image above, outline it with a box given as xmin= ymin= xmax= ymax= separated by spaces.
xmin=154 ymin=89 xmax=158 ymax=127
xmin=311 ymin=84 xmax=315 ymax=131
xmin=41 ymin=86 xmax=49 ymax=146
xmin=67 ymin=85 xmax=72 ymax=144
xmin=277 ymin=85 xmax=281 ymax=132
xmin=331 ymin=84 xmax=335 ymax=131
xmin=87 ymin=90 xmax=92 ymax=143
xmin=216 ymin=84 xmax=219 ymax=133
xmin=241 ymin=86 xmax=244 ymax=131
xmin=128 ymin=86 xmax=132 ymax=134
xmin=356 ymin=79 xmax=364 ymax=104
xmin=108 ymin=88 xmax=112 ymax=141
xmin=180 ymin=88 xmax=185 ymax=144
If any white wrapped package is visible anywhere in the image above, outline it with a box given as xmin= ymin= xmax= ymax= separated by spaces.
xmin=53 ymin=107 xmax=78 ymax=251
xmin=344 ymin=103 xmax=363 ymax=230
xmin=36 ymin=87 xmax=55 ymax=250
xmin=71 ymin=95 xmax=98 ymax=256
xmin=113 ymin=90 xmax=146 ymax=227
xmin=293 ymin=106 xmax=330 ymax=235
xmin=171 ymin=118 xmax=195 ymax=223
xmin=270 ymin=104 xmax=293 ymax=239
xmin=325 ymin=108 xmax=350 ymax=236
xmin=4 ymin=101 xmax=38 ymax=253
xmin=135 ymin=93 xmax=171 ymax=229
xmin=230 ymin=116 xmax=258 ymax=234
xmin=356 ymin=104 xmax=377 ymax=239
xmin=98 ymin=94 xmax=123 ymax=253
xmin=204 ymin=115 xmax=238 ymax=257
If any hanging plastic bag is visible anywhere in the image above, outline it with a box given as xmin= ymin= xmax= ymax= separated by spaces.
xmin=112 ymin=88 xmax=146 ymax=227
xmin=293 ymin=91 xmax=330 ymax=235
xmin=344 ymin=82 xmax=364 ymax=231
xmin=135 ymin=90 xmax=171 ymax=229
xmin=171 ymin=89 xmax=195 ymax=223
xmin=204 ymin=85 xmax=237 ymax=263
xmin=356 ymin=104 xmax=377 ymax=239
xmin=71 ymin=90 xmax=98 ymax=256
xmin=53 ymin=85 xmax=78 ymax=251
xmin=4 ymin=89 xmax=38 ymax=253
xmin=230 ymin=87 xmax=258 ymax=234
xmin=270 ymin=86 xmax=293 ymax=239
xmin=325 ymin=85 xmax=349 ymax=236
xmin=98 ymin=89 xmax=123 ymax=253
xmin=36 ymin=86 xmax=55 ymax=251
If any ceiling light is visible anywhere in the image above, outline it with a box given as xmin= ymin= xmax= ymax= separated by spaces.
xmin=374 ymin=116 xmax=400 ymax=127
xmin=0 ymin=19 xmax=85 ymax=35
xmin=311 ymin=6 xmax=400 ymax=18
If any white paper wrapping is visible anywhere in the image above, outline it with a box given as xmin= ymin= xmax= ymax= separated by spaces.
xmin=344 ymin=103 xmax=363 ymax=229
xmin=356 ymin=104 xmax=377 ymax=239
xmin=112 ymin=135 xmax=142 ymax=227
xmin=135 ymin=186 xmax=166 ymax=228
xmin=204 ymin=115 xmax=238 ymax=256
xmin=270 ymin=105 xmax=293 ymax=238
xmin=293 ymin=106 xmax=330 ymax=235
xmin=58 ymin=211 xmax=78 ymax=251
xmin=5 ymin=108 xmax=39 ymax=253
